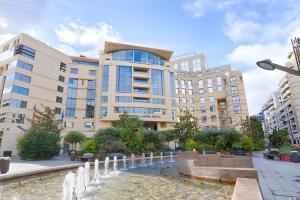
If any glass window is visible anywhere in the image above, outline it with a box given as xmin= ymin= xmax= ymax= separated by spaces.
xmin=209 ymin=96 xmax=214 ymax=102
xmin=231 ymin=86 xmax=238 ymax=94
xmin=210 ymin=105 xmax=215 ymax=112
xmin=57 ymin=86 xmax=64 ymax=93
xmin=1 ymin=98 xmax=27 ymax=108
xmin=86 ymin=80 xmax=96 ymax=118
xmin=181 ymin=61 xmax=189 ymax=71
xmin=202 ymin=116 xmax=207 ymax=123
xmin=134 ymin=78 xmax=147 ymax=83
xmin=8 ymin=60 xmax=33 ymax=71
xmin=211 ymin=115 xmax=217 ymax=122
xmin=199 ymin=89 xmax=204 ymax=94
xmin=231 ymin=76 xmax=236 ymax=82
xmin=115 ymin=96 xmax=132 ymax=102
xmin=102 ymin=65 xmax=109 ymax=92
xmin=217 ymin=76 xmax=222 ymax=86
xmin=89 ymin=70 xmax=96 ymax=75
xmin=200 ymin=97 xmax=205 ymax=104
xmin=0 ymin=112 xmax=25 ymax=124
xmin=56 ymin=96 xmax=62 ymax=103
xmin=217 ymin=85 xmax=223 ymax=91
xmin=59 ymin=75 xmax=65 ymax=82
xmin=181 ymin=98 xmax=187 ymax=104
xmin=3 ymin=85 xmax=29 ymax=96
xmin=70 ymin=68 xmax=78 ymax=74
xmin=133 ymin=98 xmax=149 ymax=103
xmin=176 ymin=98 xmax=179 ymax=103
xmin=101 ymin=96 xmax=108 ymax=103
xmin=152 ymin=98 xmax=165 ymax=104
xmin=116 ymin=65 xmax=132 ymax=93
xmin=55 ymin=107 xmax=61 ymax=114
xmin=6 ymin=72 xmax=31 ymax=83
xmin=170 ymin=72 xmax=175 ymax=97
xmin=208 ymin=88 xmax=213 ymax=93
xmin=234 ymin=105 xmax=242 ymax=114
xmin=151 ymin=69 xmax=164 ymax=95
xmin=207 ymin=79 xmax=212 ymax=88
xmin=134 ymin=88 xmax=148 ymax=93
xmin=192 ymin=59 xmax=201 ymax=71
xmin=187 ymin=98 xmax=193 ymax=104
xmin=201 ymin=108 xmax=206 ymax=113
xmin=66 ymin=78 xmax=77 ymax=117
xmin=232 ymin=96 xmax=240 ymax=104
xmin=174 ymin=64 xmax=178 ymax=70
xmin=100 ymin=107 xmax=108 ymax=117
xmin=72 ymin=60 xmax=99 ymax=67
xmin=14 ymin=45 xmax=35 ymax=59
xmin=198 ymin=80 xmax=204 ymax=89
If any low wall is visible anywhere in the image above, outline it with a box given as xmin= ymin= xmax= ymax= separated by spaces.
xmin=178 ymin=152 xmax=257 ymax=182
xmin=232 ymin=178 xmax=262 ymax=200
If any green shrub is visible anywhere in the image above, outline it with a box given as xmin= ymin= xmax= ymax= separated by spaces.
xmin=232 ymin=135 xmax=254 ymax=152
xmin=82 ymin=139 xmax=97 ymax=153
xmin=143 ymin=130 xmax=166 ymax=151
xmin=279 ymin=145 xmax=292 ymax=155
xmin=184 ymin=138 xmax=198 ymax=151
xmin=197 ymin=144 xmax=215 ymax=151
xmin=64 ymin=131 xmax=85 ymax=151
xmin=17 ymin=129 xmax=60 ymax=160
xmin=94 ymin=128 xmax=126 ymax=153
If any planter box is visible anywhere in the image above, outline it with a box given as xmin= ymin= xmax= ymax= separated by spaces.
xmin=280 ymin=154 xmax=291 ymax=161
xmin=0 ymin=157 xmax=10 ymax=174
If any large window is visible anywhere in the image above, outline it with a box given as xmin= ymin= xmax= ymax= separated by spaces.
xmin=112 ymin=50 xmax=164 ymax=66
xmin=151 ymin=69 xmax=164 ymax=95
xmin=1 ymin=98 xmax=27 ymax=108
xmin=152 ymin=98 xmax=165 ymax=105
xmin=66 ymin=78 xmax=77 ymax=117
xmin=72 ymin=60 xmax=99 ymax=67
xmin=234 ymin=105 xmax=242 ymax=114
xmin=86 ymin=80 xmax=96 ymax=118
xmin=175 ymin=80 xmax=179 ymax=94
xmin=0 ymin=112 xmax=25 ymax=124
xmin=114 ymin=107 xmax=166 ymax=115
xmin=6 ymin=72 xmax=31 ymax=83
xmin=8 ymin=60 xmax=33 ymax=71
xmin=115 ymin=96 xmax=132 ymax=102
xmin=3 ymin=85 xmax=29 ymax=96
xmin=231 ymin=86 xmax=238 ymax=94
xmin=232 ymin=96 xmax=240 ymax=104
xmin=70 ymin=68 xmax=78 ymax=74
xmin=192 ymin=59 xmax=201 ymax=71
xmin=181 ymin=61 xmax=189 ymax=71
xmin=116 ymin=65 xmax=132 ymax=93
xmin=170 ymin=72 xmax=175 ymax=97
xmin=102 ymin=65 xmax=109 ymax=92
xmin=14 ymin=45 xmax=35 ymax=59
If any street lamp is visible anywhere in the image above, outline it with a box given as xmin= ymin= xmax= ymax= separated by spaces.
xmin=256 ymin=59 xmax=300 ymax=76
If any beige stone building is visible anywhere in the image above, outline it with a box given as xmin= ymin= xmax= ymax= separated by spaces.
xmin=172 ymin=53 xmax=249 ymax=130
xmin=0 ymin=34 xmax=176 ymax=156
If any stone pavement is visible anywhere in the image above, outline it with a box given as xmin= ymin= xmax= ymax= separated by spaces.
xmin=253 ymin=153 xmax=300 ymax=200
xmin=0 ymin=155 xmax=80 ymax=176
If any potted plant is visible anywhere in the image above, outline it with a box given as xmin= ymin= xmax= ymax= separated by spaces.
xmin=279 ymin=146 xmax=292 ymax=161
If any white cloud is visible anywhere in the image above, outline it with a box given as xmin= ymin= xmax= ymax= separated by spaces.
xmin=0 ymin=33 xmax=15 ymax=45
xmin=182 ymin=0 xmax=209 ymax=18
xmin=55 ymin=21 xmax=121 ymax=57
xmin=0 ymin=17 xmax=8 ymax=29
xmin=244 ymin=69 xmax=285 ymax=115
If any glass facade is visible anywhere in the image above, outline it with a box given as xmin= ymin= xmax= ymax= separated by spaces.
xmin=6 ymin=72 xmax=31 ymax=83
xmin=112 ymin=50 xmax=164 ymax=66
xmin=116 ymin=65 xmax=132 ymax=93
xmin=102 ymin=65 xmax=109 ymax=92
xmin=152 ymin=98 xmax=165 ymax=104
xmin=8 ymin=60 xmax=33 ymax=71
xmin=72 ymin=60 xmax=99 ymax=67
xmin=1 ymin=98 xmax=27 ymax=108
xmin=86 ymin=80 xmax=96 ymax=118
xmin=115 ymin=96 xmax=132 ymax=102
xmin=114 ymin=107 xmax=166 ymax=115
xmin=66 ymin=78 xmax=78 ymax=117
xmin=151 ymin=69 xmax=164 ymax=96
xmin=170 ymin=72 xmax=175 ymax=97
xmin=3 ymin=85 xmax=29 ymax=96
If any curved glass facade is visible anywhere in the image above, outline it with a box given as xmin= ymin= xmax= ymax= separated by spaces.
xmin=112 ymin=49 xmax=164 ymax=66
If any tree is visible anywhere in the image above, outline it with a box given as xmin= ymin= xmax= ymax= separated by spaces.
xmin=143 ymin=130 xmax=166 ymax=151
xmin=82 ymin=139 xmax=97 ymax=153
xmin=175 ymin=111 xmax=199 ymax=144
xmin=161 ymin=129 xmax=176 ymax=147
xmin=269 ymin=129 xmax=289 ymax=147
xmin=241 ymin=117 xmax=265 ymax=150
xmin=113 ymin=113 xmax=144 ymax=153
xmin=233 ymin=135 xmax=254 ymax=152
xmin=64 ymin=131 xmax=86 ymax=151
xmin=94 ymin=128 xmax=126 ymax=153
xmin=17 ymin=106 xmax=61 ymax=160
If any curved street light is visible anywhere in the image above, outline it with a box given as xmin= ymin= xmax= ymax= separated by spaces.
xmin=256 ymin=59 xmax=300 ymax=76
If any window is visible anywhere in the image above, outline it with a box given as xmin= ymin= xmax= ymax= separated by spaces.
xmin=181 ymin=80 xmax=186 ymax=94
xmin=192 ymin=59 xmax=201 ymax=71
xmin=231 ymin=76 xmax=236 ymax=82
xmin=210 ymin=105 xmax=215 ymax=112
xmin=134 ymin=78 xmax=147 ymax=83
xmin=101 ymin=96 xmax=108 ymax=103
xmin=174 ymin=64 xmax=178 ymax=70
xmin=198 ymin=80 xmax=204 ymax=89
xmin=114 ymin=107 xmax=166 ymax=115
xmin=151 ymin=69 xmax=165 ymax=95
xmin=231 ymin=86 xmax=238 ymax=94
xmin=232 ymin=96 xmax=240 ymax=104
xmin=102 ymin=65 xmax=109 ymax=92
xmin=115 ymin=96 xmax=132 ymax=102
xmin=134 ymin=88 xmax=148 ymax=93
xmin=66 ymin=78 xmax=77 ymax=117
xmin=172 ymin=98 xmax=176 ymax=106
xmin=14 ymin=45 xmax=35 ymax=59
xmin=202 ymin=116 xmax=207 ymax=123
xmin=199 ymin=89 xmax=204 ymax=94
xmin=200 ymin=97 xmax=205 ymax=104
xmin=65 ymin=122 xmax=74 ymax=128
xmin=86 ymin=80 xmax=96 ymax=118
xmin=181 ymin=98 xmax=187 ymax=104
xmin=60 ymin=62 xmax=66 ymax=72
xmin=85 ymin=122 xmax=94 ymax=128
xmin=6 ymin=72 xmax=31 ymax=83
xmin=116 ymin=65 xmax=132 ymax=93
xmin=89 ymin=70 xmax=96 ymax=75
xmin=3 ymin=85 xmax=29 ymax=96
xmin=59 ymin=75 xmax=65 ymax=83
xmin=187 ymin=98 xmax=193 ymax=104
xmin=70 ymin=68 xmax=78 ymax=74
xmin=188 ymin=80 xmax=193 ymax=95
xmin=56 ymin=96 xmax=62 ymax=103
xmin=133 ymin=97 xmax=149 ymax=103
xmin=181 ymin=61 xmax=189 ymax=71
xmin=0 ymin=112 xmax=25 ymax=124
xmin=211 ymin=115 xmax=217 ymax=122
xmin=207 ymin=79 xmax=212 ymax=88
xmin=100 ymin=107 xmax=108 ymax=117
xmin=201 ymin=108 xmax=206 ymax=113
xmin=8 ymin=60 xmax=33 ymax=71
xmin=1 ymin=98 xmax=27 ymax=108
xmin=209 ymin=96 xmax=214 ymax=102
xmin=72 ymin=60 xmax=99 ymax=67
xmin=172 ymin=110 xmax=176 ymax=120
xmin=175 ymin=98 xmax=179 ymax=103
xmin=57 ymin=86 xmax=64 ymax=93
xmin=208 ymin=88 xmax=213 ymax=93
xmin=234 ymin=105 xmax=242 ymax=114
xmin=217 ymin=85 xmax=223 ymax=91
xmin=217 ymin=76 xmax=222 ymax=91
xmin=152 ymin=98 xmax=165 ymax=104
xmin=170 ymin=72 xmax=175 ymax=97
xmin=55 ymin=107 xmax=61 ymax=114
xmin=175 ymin=80 xmax=179 ymax=94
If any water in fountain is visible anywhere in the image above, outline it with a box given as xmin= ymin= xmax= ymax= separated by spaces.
xmin=149 ymin=152 xmax=154 ymax=165
xmin=140 ymin=153 xmax=147 ymax=166
xmin=130 ymin=154 xmax=136 ymax=168
xmin=62 ymin=171 xmax=75 ymax=200
xmin=122 ymin=155 xmax=127 ymax=170
xmin=75 ymin=166 xmax=85 ymax=199
xmin=94 ymin=159 xmax=99 ymax=181
xmin=193 ymin=149 xmax=196 ymax=152
xmin=84 ymin=162 xmax=90 ymax=188
xmin=160 ymin=152 xmax=164 ymax=163
xmin=104 ymin=156 xmax=110 ymax=175
xmin=169 ymin=152 xmax=174 ymax=162
xmin=113 ymin=156 xmax=118 ymax=172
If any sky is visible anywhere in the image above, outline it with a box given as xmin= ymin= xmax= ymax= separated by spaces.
xmin=0 ymin=0 xmax=300 ymax=115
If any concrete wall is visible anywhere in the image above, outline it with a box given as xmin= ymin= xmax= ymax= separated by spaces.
xmin=232 ymin=178 xmax=263 ymax=200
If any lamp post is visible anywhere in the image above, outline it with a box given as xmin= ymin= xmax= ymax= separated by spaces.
xmin=256 ymin=59 xmax=300 ymax=76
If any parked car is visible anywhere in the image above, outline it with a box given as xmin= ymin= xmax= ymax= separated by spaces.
xmin=231 ymin=150 xmax=247 ymax=156
xmin=108 ymin=153 xmax=124 ymax=160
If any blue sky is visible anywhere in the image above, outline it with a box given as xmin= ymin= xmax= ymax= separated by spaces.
xmin=0 ymin=0 xmax=300 ymax=114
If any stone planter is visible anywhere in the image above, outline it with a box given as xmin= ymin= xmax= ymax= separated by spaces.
xmin=0 ymin=157 xmax=11 ymax=174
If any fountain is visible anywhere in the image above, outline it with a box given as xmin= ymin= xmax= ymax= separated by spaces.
xmin=140 ymin=153 xmax=147 ymax=166
xmin=94 ymin=159 xmax=99 ymax=181
xmin=169 ymin=152 xmax=174 ymax=162
xmin=113 ymin=156 xmax=118 ymax=172
xmin=160 ymin=152 xmax=164 ymax=163
xmin=149 ymin=152 xmax=154 ymax=165
xmin=62 ymin=171 xmax=75 ymax=200
xmin=75 ymin=166 xmax=85 ymax=199
xmin=193 ymin=149 xmax=196 ymax=152
xmin=122 ymin=155 xmax=127 ymax=170
xmin=84 ymin=162 xmax=90 ymax=188
xmin=104 ymin=156 xmax=110 ymax=175
xmin=130 ymin=154 xmax=136 ymax=168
